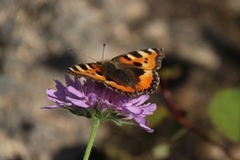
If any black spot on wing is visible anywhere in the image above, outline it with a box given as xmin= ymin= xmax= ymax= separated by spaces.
xmin=96 ymin=71 xmax=103 ymax=76
xmin=144 ymin=58 xmax=148 ymax=63
xmin=142 ymin=48 xmax=161 ymax=54
xmin=123 ymin=55 xmax=132 ymax=61
xmin=88 ymin=64 xmax=96 ymax=69
xmin=78 ymin=64 xmax=87 ymax=70
xmin=131 ymin=51 xmax=142 ymax=58
xmin=131 ymin=68 xmax=145 ymax=77
xmin=133 ymin=62 xmax=142 ymax=67
xmin=68 ymin=66 xmax=78 ymax=71
xmin=151 ymin=48 xmax=160 ymax=53
xmin=142 ymin=49 xmax=152 ymax=54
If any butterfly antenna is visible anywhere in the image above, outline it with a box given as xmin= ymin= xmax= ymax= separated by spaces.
xmin=68 ymin=48 xmax=97 ymax=62
xmin=102 ymin=43 xmax=106 ymax=61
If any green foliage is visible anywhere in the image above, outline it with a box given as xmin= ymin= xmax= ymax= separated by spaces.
xmin=208 ymin=88 xmax=240 ymax=142
xmin=147 ymin=105 xmax=168 ymax=127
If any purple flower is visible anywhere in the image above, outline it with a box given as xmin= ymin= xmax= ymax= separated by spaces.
xmin=42 ymin=75 xmax=157 ymax=133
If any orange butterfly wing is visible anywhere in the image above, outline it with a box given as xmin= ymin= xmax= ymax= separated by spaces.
xmin=67 ymin=63 xmax=106 ymax=81
xmin=112 ymin=48 xmax=163 ymax=70
xmin=108 ymin=48 xmax=164 ymax=96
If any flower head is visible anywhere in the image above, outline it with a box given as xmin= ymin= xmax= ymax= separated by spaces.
xmin=42 ymin=75 xmax=157 ymax=133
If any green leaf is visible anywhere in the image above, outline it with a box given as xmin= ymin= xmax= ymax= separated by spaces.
xmin=208 ymin=88 xmax=240 ymax=142
xmin=147 ymin=105 xmax=168 ymax=127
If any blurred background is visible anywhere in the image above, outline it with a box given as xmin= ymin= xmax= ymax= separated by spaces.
xmin=0 ymin=0 xmax=239 ymax=160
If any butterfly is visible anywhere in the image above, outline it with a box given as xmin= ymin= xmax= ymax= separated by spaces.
xmin=66 ymin=48 xmax=165 ymax=97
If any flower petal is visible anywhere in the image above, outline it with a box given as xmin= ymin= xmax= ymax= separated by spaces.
xmin=66 ymin=86 xmax=85 ymax=98
xmin=141 ymin=104 xmax=157 ymax=115
xmin=66 ymin=96 xmax=89 ymax=108
xmin=139 ymin=124 xmax=154 ymax=133
xmin=41 ymin=105 xmax=59 ymax=109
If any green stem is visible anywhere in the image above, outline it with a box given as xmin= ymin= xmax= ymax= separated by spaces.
xmin=83 ymin=119 xmax=101 ymax=160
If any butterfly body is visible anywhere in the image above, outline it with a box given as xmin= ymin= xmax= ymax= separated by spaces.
xmin=67 ymin=48 xmax=164 ymax=97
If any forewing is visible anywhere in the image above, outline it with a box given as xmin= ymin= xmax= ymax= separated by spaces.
xmin=112 ymin=48 xmax=164 ymax=70
xmin=66 ymin=63 xmax=106 ymax=81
